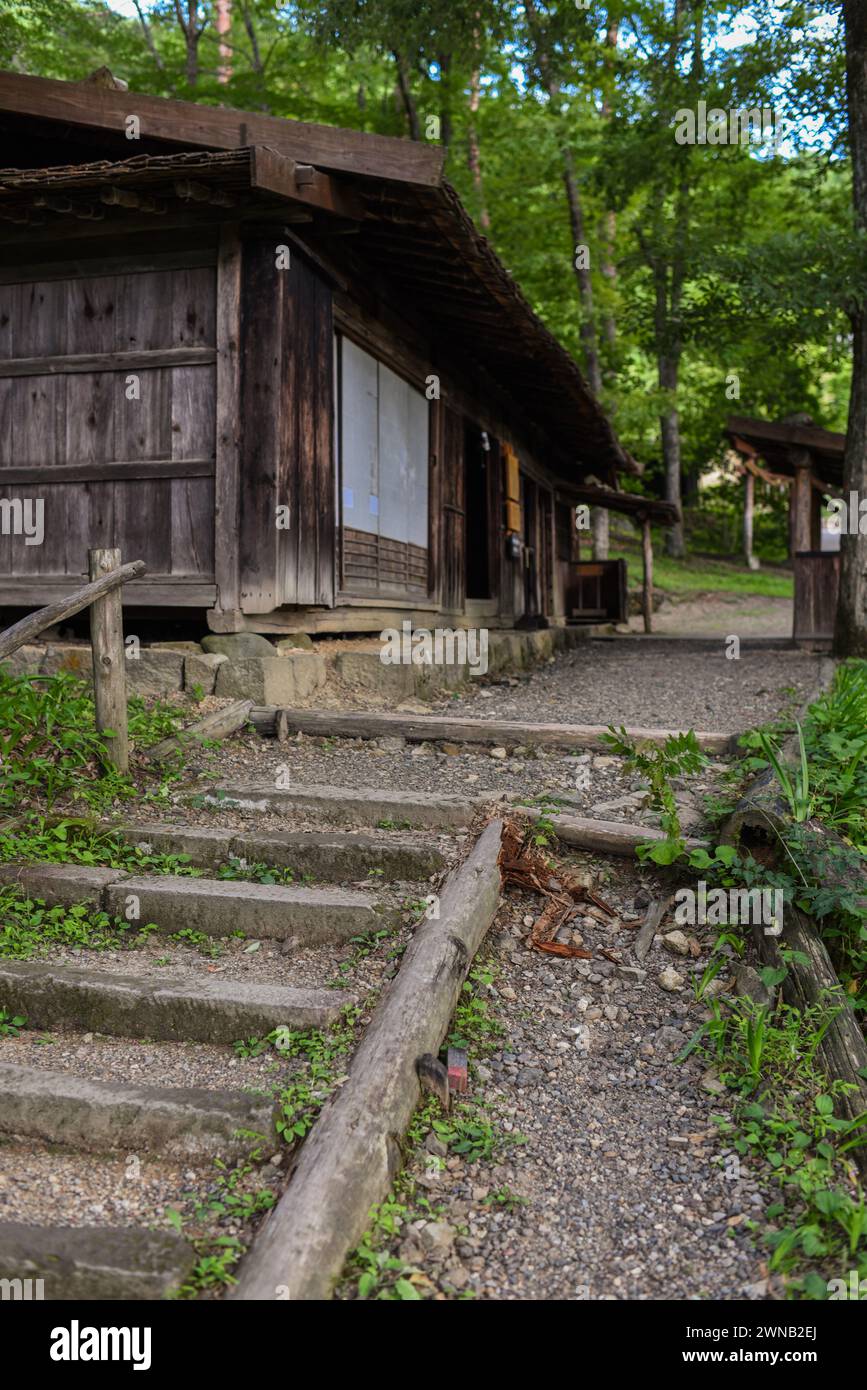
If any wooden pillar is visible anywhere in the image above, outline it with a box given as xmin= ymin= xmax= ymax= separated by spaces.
xmin=742 ymin=469 xmax=755 ymax=566
xmin=88 ymin=548 xmax=129 ymax=774
xmin=789 ymin=449 xmax=813 ymax=556
xmin=641 ymin=515 xmax=653 ymax=634
xmin=213 ymin=222 xmax=243 ymax=629
xmin=810 ymin=483 xmax=822 ymax=551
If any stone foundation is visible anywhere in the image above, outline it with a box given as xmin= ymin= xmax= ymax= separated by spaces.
xmin=1 ymin=626 xmax=587 ymax=704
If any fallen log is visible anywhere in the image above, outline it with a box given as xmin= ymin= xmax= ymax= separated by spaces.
xmin=752 ymin=907 xmax=867 ymax=1172
xmin=247 ymin=707 xmax=734 ymax=756
xmin=142 ymin=699 xmax=253 ymax=762
xmin=229 ymin=818 xmax=504 ymax=1301
xmin=721 ymin=656 xmax=867 ymax=1171
xmin=532 ymin=810 xmax=708 ymax=858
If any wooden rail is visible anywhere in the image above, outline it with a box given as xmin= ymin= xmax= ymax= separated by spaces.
xmin=0 ymin=550 xmax=145 ymax=773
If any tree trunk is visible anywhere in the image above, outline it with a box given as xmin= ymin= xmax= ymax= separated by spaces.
xmin=743 ymin=469 xmax=755 ymax=566
xmin=599 ymin=13 xmax=619 ymax=355
xmin=659 ymin=352 xmax=684 ymax=557
xmin=438 ymin=51 xmax=453 ymax=152
xmin=393 ymin=51 xmax=421 ymax=140
xmin=524 ymin=0 xmax=602 ymax=400
xmin=215 ymin=0 xmax=231 ymax=83
xmin=836 ymin=1 xmax=867 ymax=655
xmin=468 ymin=41 xmax=490 ymax=230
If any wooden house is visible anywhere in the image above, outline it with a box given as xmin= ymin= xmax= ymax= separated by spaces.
xmin=727 ymin=415 xmax=845 ymax=645
xmin=0 ymin=70 xmax=675 ymax=636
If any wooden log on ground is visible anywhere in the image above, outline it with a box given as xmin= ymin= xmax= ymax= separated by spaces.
xmin=0 ymin=560 xmax=146 ymax=663
xmin=143 ymin=700 xmax=253 ymax=762
xmin=247 ymin=707 xmax=735 ymax=756
xmin=229 ymin=818 xmax=504 ymax=1301
xmin=752 ymin=907 xmax=867 ymax=1172
xmin=534 ymin=811 xmax=708 ymax=858
xmin=88 ymin=549 xmax=129 ymax=775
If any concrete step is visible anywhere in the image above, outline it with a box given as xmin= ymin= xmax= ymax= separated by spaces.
xmin=0 ymin=959 xmax=353 ymax=1043
xmin=0 ymin=1062 xmax=275 ymax=1160
xmin=0 ymin=862 xmax=379 ymax=944
xmin=0 ymin=1221 xmax=195 ymax=1300
xmin=114 ymin=821 xmax=446 ymax=881
xmin=200 ymin=781 xmax=476 ymax=829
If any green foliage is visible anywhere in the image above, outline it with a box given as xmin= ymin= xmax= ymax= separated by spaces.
xmin=0 ymin=1008 xmax=26 ymax=1038
xmin=215 ymin=856 xmax=298 ymax=886
xmin=602 ymin=726 xmax=708 ymax=862
xmin=0 ymin=885 xmax=154 ymax=959
xmin=448 ymin=964 xmax=505 ymax=1054
xmin=0 ymin=813 xmax=199 ymax=877
xmin=233 ymin=1010 xmax=360 ymax=1144
xmin=0 ymin=670 xmax=186 ymax=812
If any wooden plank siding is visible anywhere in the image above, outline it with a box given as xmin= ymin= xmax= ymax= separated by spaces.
xmin=441 ymin=405 xmax=465 ymax=615
xmin=238 ymin=238 xmax=334 ymax=615
xmin=0 ymin=252 xmax=216 ymax=598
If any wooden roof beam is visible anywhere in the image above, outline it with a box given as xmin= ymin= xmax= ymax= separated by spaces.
xmin=249 ymin=145 xmax=362 ymax=220
xmin=0 ymin=70 xmax=444 ymax=186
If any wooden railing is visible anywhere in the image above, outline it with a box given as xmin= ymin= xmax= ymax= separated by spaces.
xmin=0 ymin=549 xmax=146 ymax=773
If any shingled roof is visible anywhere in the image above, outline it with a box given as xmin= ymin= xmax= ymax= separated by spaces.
xmin=0 ymin=69 xmax=638 ymax=484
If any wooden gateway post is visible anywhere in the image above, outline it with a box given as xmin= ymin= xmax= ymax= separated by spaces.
xmin=88 ymin=549 xmax=130 ymax=774
xmin=641 ymin=514 xmax=654 ymax=634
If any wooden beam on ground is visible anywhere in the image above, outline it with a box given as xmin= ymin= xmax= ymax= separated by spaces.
xmin=533 ymin=812 xmax=708 ymax=858
xmin=641 ymin=515 xmax=654 ymax=634
xmin=247 ymin=708 xmax=735 ymax=756
xmin=88 ymin=549 xmax=129 ymax=775
xmin=229 ymin=819 xmax=504 ymax=1301
xmin=752 ymin=907 xmax=867 ymax=1171
xmin=0 ymin=560 xmax=146 ymax=663
xmin=143 ymin=700 xmax=253 ymax=762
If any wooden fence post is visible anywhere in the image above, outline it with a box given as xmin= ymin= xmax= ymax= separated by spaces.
xmin=641 ymin=516 xmax=654 ymax=635
xmin=88 ymin=548 xmax=129 ymax=774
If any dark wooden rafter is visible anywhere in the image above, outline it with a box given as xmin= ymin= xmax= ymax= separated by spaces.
xmin=0 ymin=147 xmax=361 ymax=229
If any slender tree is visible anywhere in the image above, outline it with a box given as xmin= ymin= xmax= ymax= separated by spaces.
xmin=835 ymin=0 xmax=867 ymax=654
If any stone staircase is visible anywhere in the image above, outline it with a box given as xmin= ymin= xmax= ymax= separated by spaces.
xmin=0 ymin=783 xmax=465 ymax=1300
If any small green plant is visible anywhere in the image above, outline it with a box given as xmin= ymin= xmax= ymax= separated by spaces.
xmin=601 ymin=727 xmax=707 ymax=863
xmin=754 ymin=723 xmax=813 ymax=823
xmin=0 ymin=1008 xmax=26 ymax=1038
xmin=376 ymin=818 xmax=412 ymax=831
xmin=449 ymin=964 xmax=505 ymax=1054
xmin=216 ymin=856 xmax=297 ymax=886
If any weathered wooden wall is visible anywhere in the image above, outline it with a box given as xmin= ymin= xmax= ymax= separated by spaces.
xmin=0 ymin=248 xmax=217 ymax=605
xmin=237 ymin=239 xmax=334 ymax=615
xmin=441 ymin=405 xmax=465 ymax=615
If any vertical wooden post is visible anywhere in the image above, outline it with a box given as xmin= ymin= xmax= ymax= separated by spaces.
xmin=213 ymin=223 xmax=243 ymax=629
xmin=789 ymin=449 xmax=813 ymax=556
xmin=88 ymin=548 xmax=129 ymax=774
xmin=641 ymin=515 xmax=654 ymax=634
xmin=743 ymin=469 xmax=755 ymax=567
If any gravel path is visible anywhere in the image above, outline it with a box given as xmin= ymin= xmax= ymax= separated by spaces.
xmin=427 ymin=637 xmax=821 ymax=734
xmin=343 ymin=842 xmax=773 ymax=1302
